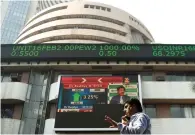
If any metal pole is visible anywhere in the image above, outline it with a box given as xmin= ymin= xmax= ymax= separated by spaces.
xmin=138 ymin=74 xmax=143 ymax=106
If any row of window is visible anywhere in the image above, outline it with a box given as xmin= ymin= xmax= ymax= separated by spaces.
xmin=2 ymin=73 xmax=195 ymax=83
xmin=18 ymin=14 xmax=124 ymax=42
xmin=1 ymin=73 xmax=22 ymax=82
xmin=144 ymin=105 xmax=195 ymax=118
xmin=26 ymin=3 xmax=111 ymax=29
xmin=142 ymin=74 xmax=195 ymax=81
xmin=1 ymin=72 xmax=49 ymax=86
xmin=84 ymin=4 xmax=111 ymax=12
xmin=16 ymin=24 xmax=126 ymax=44
xmin=24 ymin=5 xmax=68 ymax=29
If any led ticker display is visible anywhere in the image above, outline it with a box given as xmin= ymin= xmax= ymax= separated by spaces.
xmin=55 ymin=75 xmax=138 ymax=131
xmin=1 ymin=44 xmax=195 ymax=61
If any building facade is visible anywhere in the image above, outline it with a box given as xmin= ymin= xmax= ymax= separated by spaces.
xmin=14 ymin=0 xmax=153 ymax=44
xmin=1 ymin=0 xmax=195 ymax=134
xmin=1 ymin=0 xmax=70 ymax=44
xmin=1 ymin=0 xmax=31 ymax=44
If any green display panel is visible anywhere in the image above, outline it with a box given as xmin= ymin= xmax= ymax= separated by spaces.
xmin=1 ymin=44 xmax=195 ymax=61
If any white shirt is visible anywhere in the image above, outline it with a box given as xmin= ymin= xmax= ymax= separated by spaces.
xmin=118 ymin=112 xmax=151 ymax=134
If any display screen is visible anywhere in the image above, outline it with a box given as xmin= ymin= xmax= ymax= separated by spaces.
xmin=1 ymin=44 xmax=195 ymax=61
xmin=54 ymin=75 xmax=139 ymax=132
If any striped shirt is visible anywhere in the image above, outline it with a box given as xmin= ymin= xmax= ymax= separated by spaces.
xmin=117 ymin=112 xmax=151 ymax=134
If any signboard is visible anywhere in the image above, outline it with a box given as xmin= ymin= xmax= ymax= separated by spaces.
xmin=54 ymin=75 xmax=138 ymax=131
xmin=1 ymin=44 xmax=195 ymax=61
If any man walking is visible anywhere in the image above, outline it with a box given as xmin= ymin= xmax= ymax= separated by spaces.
xmin=105 ymin=98 xmax=151 ymax=134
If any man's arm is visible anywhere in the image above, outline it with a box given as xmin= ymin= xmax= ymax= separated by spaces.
xmin=117 ymin=114 xmax=148 ymax=134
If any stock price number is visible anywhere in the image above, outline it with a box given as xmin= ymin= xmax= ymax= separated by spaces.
xmin=99 ymin=51 xmax=117 ymax=57
xmin=82 ymin=95 xmax=99 ymax=100
xmin=11 ymin=51 xmax=39 ymax=57
xmin=153 ymin=51 xmax=185 ymax=57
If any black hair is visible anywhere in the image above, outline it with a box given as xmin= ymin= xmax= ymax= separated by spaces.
xmin=125 ymin=98 xmax=143 ymax=112
xmin=117 ymin=86 xmax=126 ymax=91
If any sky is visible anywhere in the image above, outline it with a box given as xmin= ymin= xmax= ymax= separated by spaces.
xmin=89 ymin=0 xmax=195 ymax=44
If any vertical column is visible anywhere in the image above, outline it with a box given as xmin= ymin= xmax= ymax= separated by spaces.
xmin=124 ymin=23 xmax=131 ymax=43
xmin=138 ymin=74 xmax=143 ymax=106
xmin=131 ymin=31 xmax=144 ymax=43
xmin=19 ymin=70 xmax=52 ymax=134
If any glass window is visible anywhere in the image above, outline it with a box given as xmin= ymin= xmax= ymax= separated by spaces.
xmin=96 ymin=6 xmax=100 ymax=9
xmin=186 ymin=75 xmax=195 ymax=81
xmin=2 ymin=1 xmax=30 ymax=44
xmin=142 ymin=73 xmax=153 ymax=81
xmin=144 ymin=105 xmax=157 ymax=118
xmin=84 ymin=5 xmax=89 ymax=8
xmin=166 ymin=74 xmax=186 ymax=81
xmin=107 ymin=8 xmax=111 ymax=12
xmin=192 ymin=105 xmax=195 ymax=118
xmin=101 ymin=7 xmax=106 ymax=10
xmin=170 ymin=105 xmax=185 ymax=118
xmin=90 ymin=5 xmax=95 ymax=8
xmin=142 ymin=75 xmax=153 ymax=81
xmin=1 ymin=104 xmax=14 ymax=118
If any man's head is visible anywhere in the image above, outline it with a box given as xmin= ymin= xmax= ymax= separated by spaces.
xmin=117 ymin=86 xmax=126 ymax=96
xmin=123 ymin=98 xmax=143 ymax=117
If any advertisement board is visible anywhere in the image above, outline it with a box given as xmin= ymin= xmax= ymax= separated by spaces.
xmin=54 ymin=75 xmax=139 ymax=132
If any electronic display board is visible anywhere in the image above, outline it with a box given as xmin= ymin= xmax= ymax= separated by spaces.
xmin=1 ymin=44 xmax=195 ymax=61
xmin=54 ymin=75 xmax=139 ymax=132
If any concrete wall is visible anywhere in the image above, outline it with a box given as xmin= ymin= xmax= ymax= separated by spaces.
xmin=142 ymin=82 xmax=195 ymax=99
xmin=1 ymin=118 xmax=22 ymax=134
xmin=1 ymin=82 xmax=28 ymax=101
xmin=43 ymin=118 xmax=195 ymax=134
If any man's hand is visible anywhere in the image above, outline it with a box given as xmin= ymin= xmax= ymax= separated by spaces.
xmin=109 ymin=125 xmax=117 ymax=128
xmin=121 ymin=115 xmax=128 ymax=125
xmin=105 ymin=115 xmax=118 ymax=128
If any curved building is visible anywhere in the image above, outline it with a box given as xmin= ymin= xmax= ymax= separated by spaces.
xmin=37 ymin=0 xmax=74 ymax=12
xmin=15 ymin=0 xmax=154 ymax=44
xmin=2 ymin=0 xmax=195 ymax=135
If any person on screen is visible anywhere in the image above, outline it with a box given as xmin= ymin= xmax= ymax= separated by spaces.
xmin=109 ymin=86 xmax=131 ymax=104
xmin=105 ymin=98 xmax=151 ymax=134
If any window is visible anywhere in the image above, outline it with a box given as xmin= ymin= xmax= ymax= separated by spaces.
xmin=45 ymin=103 xmax=57 ymax=119
xmin=1 ymin=104 xmax=14 ymax=118
xmin=101 ymin=7 xmax=106 ymax=10
xmin=107 ymin=8 xmax=111 ymax=12
xmin=166 ymin=75 xmax=185 ymax=81
xmin=186 ymin=74 xmax=195 ymax=81
xmin=192 ymin=105 xmax=195 ymax=118
xmin=1 ymin=73 xmax=22 ymax=82
xmin=84 ymin=5 xmax=111 ymax=12
xmin=144 ymin=105 xmax=157 ymax=118
xmin=90 ymin=5 xmax=95 ymax=9
xmin=10 ymin=73 xmax=22 ymax=82
xmin=170 ymin=105 xmax=185 ymax=118
xmin=142 ymin=73 xmax=153 ymax=81
xmin=84 ymin=5 xmax=89 ymax=8
xmin=96 ymin=6 xmax=100 ymax=9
